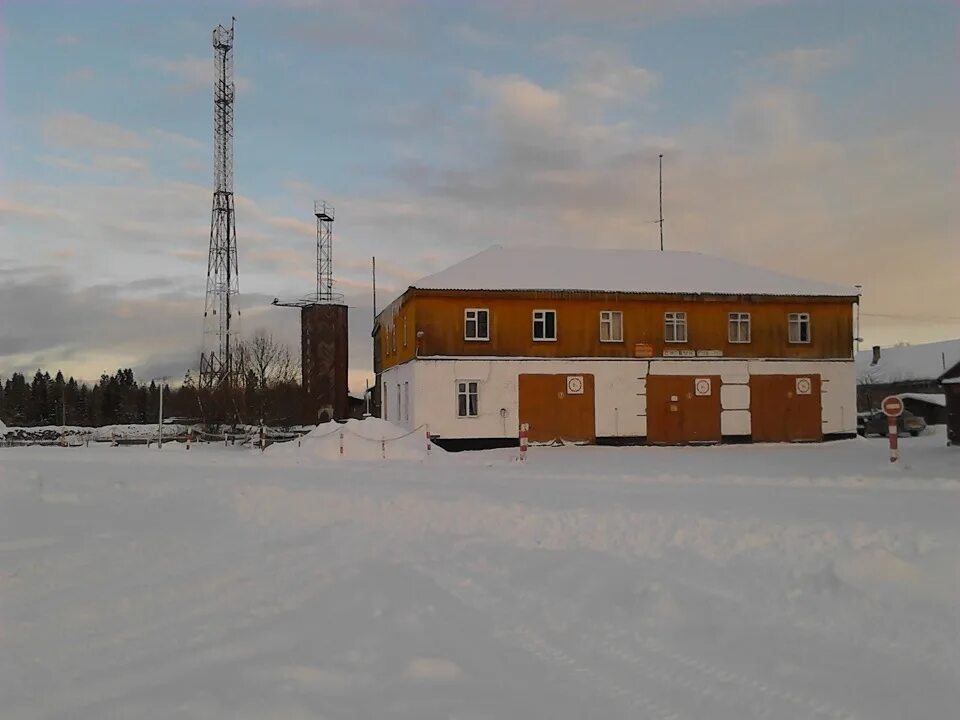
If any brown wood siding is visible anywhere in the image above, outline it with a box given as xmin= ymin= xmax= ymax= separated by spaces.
xmin=750 ymin=375 xmax=823 ymax=442
xmin=518 ymin=374 xmax=596 ymax=444
xmin=646 ymin=375 xmax=722 ymax=444
xmin=378 ymin=290 xmax=854 ymax=370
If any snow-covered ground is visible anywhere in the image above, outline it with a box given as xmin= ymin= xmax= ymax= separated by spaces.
xmin=1 ymin=431 xmax=958 ymax=719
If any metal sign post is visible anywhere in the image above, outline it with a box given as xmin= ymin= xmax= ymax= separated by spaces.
xmin=882 ymin=395 xmax=904 ymax=463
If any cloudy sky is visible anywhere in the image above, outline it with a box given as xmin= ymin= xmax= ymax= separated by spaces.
xmin=1 ymin=0 xmax=957 ymax=391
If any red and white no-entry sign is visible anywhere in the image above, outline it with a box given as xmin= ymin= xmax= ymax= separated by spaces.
xmin=881 ymin=395 xmax=903 ymax=462
xmin=882 ymin=396 xmax=904 ymax=418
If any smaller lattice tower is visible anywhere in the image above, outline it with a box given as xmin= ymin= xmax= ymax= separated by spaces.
xmin=273 ymin=201 xmax=349 ymax=422
xmin=315 ymin=200 xmax=335 ymax=302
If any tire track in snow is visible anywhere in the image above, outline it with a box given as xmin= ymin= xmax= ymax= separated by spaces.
xmin=421 ymin=563 xmax=859 ymax=720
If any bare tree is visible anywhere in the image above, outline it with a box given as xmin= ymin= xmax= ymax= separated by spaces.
xmin=237 ymin=330 xmax=299 ymax=390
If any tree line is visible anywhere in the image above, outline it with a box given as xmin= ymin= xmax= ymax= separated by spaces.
xmin=0 ymin=331 xmax=304 ymax=427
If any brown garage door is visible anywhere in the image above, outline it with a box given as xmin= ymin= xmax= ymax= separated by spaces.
xmin=647 ymin=375 xmax=721 ymax=445
xmin=518 ymin=374 xmax=596 ymax=444
xmin=750 ymin=374 xmax=822 ymax=442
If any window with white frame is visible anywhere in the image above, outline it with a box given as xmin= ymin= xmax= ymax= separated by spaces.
xmin=403 ymin=382 xmax=409 ymax=422
xmin=788 ymin=312 xmax=811 ymax=343
xmin=728 ymin=312 xmax=751 ymax=343
xmin=464 ymin=308 xmax=490 ymax=341
xmin=600 ymin=310 xmax=623 ymax=342
xmin=532 ymin=310 xmax=557 ymax=341
xmin=456 ymin=381 xmax=479 ymax=418
xmin=396 ymin=384 xmax=401 ymax=422
xmin=403 ymin=315 xmax=408 ymax=347
xmin=382 ymin=381 xmax=388 ymax=419
xmin=664 ymin=311 xmax=688 ymax=343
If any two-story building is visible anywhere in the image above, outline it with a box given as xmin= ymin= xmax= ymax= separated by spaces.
xmin=374 ymin=246 xmax=858 ymax=449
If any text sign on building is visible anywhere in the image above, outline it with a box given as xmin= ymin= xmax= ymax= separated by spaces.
xmin=663 ymin=349 xmax=696 ymax=358
xmin=696 ymin=349 xmax=724 ymax=357
xmin=634 ymin=343 xmax=654 ymax=358
xmin=882 ymin=395 xmax=904 ymax=417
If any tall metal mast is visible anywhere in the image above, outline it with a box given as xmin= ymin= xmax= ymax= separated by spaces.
xmin=200 ymin=17 xmax=240 ymax=392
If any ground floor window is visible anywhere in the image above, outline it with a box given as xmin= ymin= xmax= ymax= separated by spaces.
xmin=457 ymin=380 xmax=479 ymax=418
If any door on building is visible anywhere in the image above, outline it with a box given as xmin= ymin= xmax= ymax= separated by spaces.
xmin=750 ymin=374 xmax=822 ymax=442
xmin=646 ymin=375 xmax=721 ymax=445
xmin=518 ymin=374 xmax=596 ymax=444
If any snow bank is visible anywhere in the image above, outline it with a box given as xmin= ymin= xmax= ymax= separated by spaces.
xmin=271 ymin=417 xmax=446 ymax=461
xmin=0 ymin=418 xmax=7 ymax=435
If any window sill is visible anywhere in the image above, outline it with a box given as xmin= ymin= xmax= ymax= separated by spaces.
xmin=664 ymin=340 xmax=688 ymax=344
xmin=532 ymin=338 xmax=558 ymax=342
xmin=464 ymin=337 xmax=490 ymax=342
xmin=599 ymin=339 xmax=624 ymax=344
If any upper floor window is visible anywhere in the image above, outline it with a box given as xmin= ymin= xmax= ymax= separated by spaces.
xmin=532 ymin=309 xmax=557 ymax=341
xmin=728 ymin=312 xmax=751 ymax=343
xmin=464 ymin=308 xmax=490 ymax=341
xmin=788 ymin=312 xmax=811 ymax=343
xmin=456 ymin=380 xmax=479 ymax=418
xmin=664 ymin=311 xmax=688 ymax=343
xmin=600 ymin=311 xmax=623 ymax=343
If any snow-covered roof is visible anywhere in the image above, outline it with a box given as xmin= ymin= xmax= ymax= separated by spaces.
xmin=856 ymin=339 xmax=960 ymax=385
xmin=896 ymin=393 xmax=947 ymax=407
xmin=411 ymin=246 xmax=856 ymax=297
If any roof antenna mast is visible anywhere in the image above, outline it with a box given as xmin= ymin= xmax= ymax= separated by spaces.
xmin=658 ymin=153 xmax=664 ymax=252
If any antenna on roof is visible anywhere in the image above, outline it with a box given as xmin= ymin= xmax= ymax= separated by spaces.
xmin=658 ymin=153 xmax=664 ymax=252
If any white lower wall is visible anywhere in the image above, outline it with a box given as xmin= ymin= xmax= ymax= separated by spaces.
xmin=383 ymin=358 xmax=856 ymax=439
xmin=380 ymin=362 xmax=417 ymax=429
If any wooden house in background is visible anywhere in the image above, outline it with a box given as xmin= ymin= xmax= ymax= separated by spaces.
xmin=373 ymin=246 xmax=858 ymax=450
xmin=856 ymin=339 xmax=960 ymax=423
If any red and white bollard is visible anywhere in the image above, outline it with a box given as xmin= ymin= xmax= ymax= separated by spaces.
xmin=339 ymin=431 xmax=345 ymax=457
xmin=186 ymin=431 xmax=192 ymax=450
xmin=425 ymin=424 xmax=432 ymax=456
xmin=881 ymin=395 xmax=904 ymax=464
xmin=519 ymin=422 xmax=529 ymax=462
xmin=887 ymin=416 xmax=899 ymax=463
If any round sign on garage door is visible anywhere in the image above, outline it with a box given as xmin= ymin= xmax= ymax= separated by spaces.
xmin=795 ymin=377 xmax=812 ymax=395
xmin=694 ymin=378 xmax=712 ymax=396
xmin=566 ymin=375 xmax=584 ymax=395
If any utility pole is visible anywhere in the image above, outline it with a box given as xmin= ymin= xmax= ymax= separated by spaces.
xmin=154 ymin=377 xmax=168 ymax=449
xmin=658 ymin=153 xmax=664 ymax=252
xmin=854 ymin=284 xmax=863 ymax=353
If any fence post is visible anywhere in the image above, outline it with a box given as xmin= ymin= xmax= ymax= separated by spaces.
xmin=425 ymin=424 xmax=431 ymax=456
xmin=339 ymin=431 xmax=344 ymax=457
xmin=519 ymin=422 xmax=529 ymax=463
xmin=381 ymin=438 xmax=386 ymax=460
xmin=187 ymin=431 xmax=192 ymax=450
xmin=260 ymin=419 xmax=265 ymax=453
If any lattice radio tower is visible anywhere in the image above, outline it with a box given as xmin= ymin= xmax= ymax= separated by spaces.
xmin=199 ymin=18 xmax=240 ymax=392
